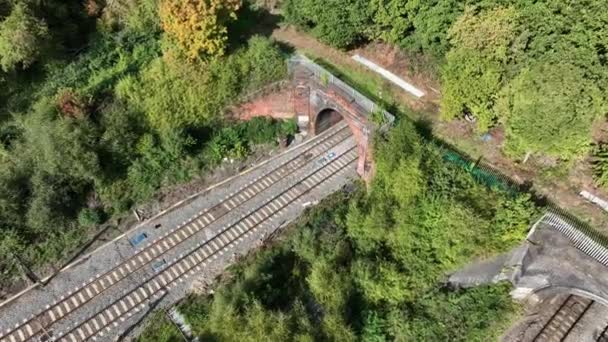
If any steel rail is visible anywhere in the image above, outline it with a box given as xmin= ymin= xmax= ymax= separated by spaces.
xmin=0 ymin=124 xmax=352 ymax=342
xmin=533 ymin=295 xmax=594 ymax=342
xmin=54 ymin=145 xmax=358 ymax=341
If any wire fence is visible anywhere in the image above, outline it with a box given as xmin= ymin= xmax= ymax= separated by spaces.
xmin=437 ymin=138 xmax=608 ymax=254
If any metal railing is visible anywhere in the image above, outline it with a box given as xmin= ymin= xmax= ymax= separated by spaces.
xmin=288 ymin=55 xmax=395 ymax=126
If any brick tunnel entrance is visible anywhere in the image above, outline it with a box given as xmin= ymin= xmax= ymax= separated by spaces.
xmin=315 ymin=108 xmax=344 ymax=134
xmin=310 ymin=106 xmax=371 ymax=180
xmin=290 ymin=54 xmax=395 ymax=182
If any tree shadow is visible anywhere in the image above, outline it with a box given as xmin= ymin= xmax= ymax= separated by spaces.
xmin=184 ymin=126 xmax=214 ymax=155
xmin=226 ymin=2 xmax=283 ymax=51
xmin=414 ymin=117 xmax=434 ymax=141
xmin=274 ymin=40 xmax=296 ymax=56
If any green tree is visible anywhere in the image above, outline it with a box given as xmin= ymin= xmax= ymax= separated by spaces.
xmin=127 ymin=131 xmax=193 ymax=202
xmin=441 ymin=48 xmax=503 ymax=131
xmin=368 ymin=0 xmax=465 ymax=57
xmin=440 ymin=6 xmax=521 ymax=131
xmin=352 ymin=259 xmax=409 ymax=306
xmin=284 ymin=0 xmax=371 ymax=49
xmin=100 ymin=0 xmax=161 ymax=32
xmin=26 ymin=172 xmax=84 ymax=234
xmin=15 ymin=103 xmax=100 ymax=182
xmin=0 ymin=2 xmax=49 ymax=72
xmin=78 ymin=207 xmax=104 ymax=227
xmin=115 ymin=59 xmax=215 ymax=131
xmin=497 ymin=62 xmax=601 ymax=158
xmin=117 ymin=36 xmax=286 ymax=132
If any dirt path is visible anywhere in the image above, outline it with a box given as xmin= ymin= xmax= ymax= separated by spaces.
xmin=272 ymin=26 xmax=608 ymax=234
xmin=272 ymin=27 xmax=433 ymax=112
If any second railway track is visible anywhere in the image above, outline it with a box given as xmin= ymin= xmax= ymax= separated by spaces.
xmin=0 ymin=122 xmax=356 ymax=342
xmin=51 ymin=141 xmax=358 ymax=341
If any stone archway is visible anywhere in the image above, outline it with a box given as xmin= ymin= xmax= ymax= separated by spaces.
xmin=289 ymin=54 xmax=395 ymax=182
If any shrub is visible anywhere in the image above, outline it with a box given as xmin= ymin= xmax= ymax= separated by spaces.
xmin=159 ymin=0 xmax=242 ymax=62
xmin=127 ymin=131 xmax=194 ymax=203
xmin=592 ymin=143 xmax=608 ymax=188
xmin=100 ymin=0 xmax=161 ymax=32
xmin=280 ymin=119 xmax=298 ymax=136
xmin=498 ymin=63 xmax=599 ymax=159
xmin=207 ymin=127 xmax=248 ymax=163
xmin=283 ymin=0 xmax=370 ymax=49
xmin=116 ymin=36 xmax=287 ymax=132
xmin=78 ymin=208 xmax=104 ymax=227
xmin=0 ymin=2 xmax=49 ymax=72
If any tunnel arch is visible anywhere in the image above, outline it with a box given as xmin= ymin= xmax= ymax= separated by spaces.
xmin=310 ymin=105 xmax=371 ymax=179
xmin=314 ymin=108 xmax=344 ymax=134
xmin=530 ymin=285 xmax=608 ymax=307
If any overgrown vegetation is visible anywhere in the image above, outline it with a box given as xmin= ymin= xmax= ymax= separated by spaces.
xmin=140 ymin=117 xmax=535 ymax=341
xmin=283 ymin=0 xmax=608 ymax=165
xmin=0 ymin=0 xmax=553 ymax=337
xmin=0 ymin=0 xmax=291 ymax=288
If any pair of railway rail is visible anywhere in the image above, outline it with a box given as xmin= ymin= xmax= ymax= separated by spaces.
xmin=0 ymin=122 xmax=356 ymax=342
xmin=532 ymin=294 xmax=594 ymax=342
xmin=599 ymin=325 xmax=608 ymax=342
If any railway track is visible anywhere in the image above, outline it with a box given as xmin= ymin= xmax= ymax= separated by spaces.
xmin=533 ymin=295 xmax=594 ymax=342
xmin=0 ymin=123 xmax=355 ymax=342
xmin=55 ymin=142 xmax=358 ymax=341
xmin=597 ymin=323 xmax=608 ymax=342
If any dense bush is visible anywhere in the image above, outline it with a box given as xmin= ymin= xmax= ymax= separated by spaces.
xmin=99 ymin=0 xmax=161 ymax=32
xmin=442 ymin=3 xmax=608 ymax=159
xmin=0 ymin=2 xmax=49 ymax=72
xmin=78 ymin=208 xmax=104 ymax=227
xmin=284 ymin=0 xmax=371 ymax=49
xmin=140 ymin=118 xmax=535 ymax=341
xmin=592 ymin=143 xmax=608 ymax=188
xmin=116 ymin=36 xmax=286 ymax=132
xmin=0 ymin=0 xmax=290 ymax=287
xmin=206 ymin=117 xmax=297 ymax=163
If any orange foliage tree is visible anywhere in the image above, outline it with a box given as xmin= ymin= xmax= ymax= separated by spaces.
xmin=159 ymin=0 xmax=242 ymax=62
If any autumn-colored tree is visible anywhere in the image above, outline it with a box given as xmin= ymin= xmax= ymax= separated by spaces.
xmin=84 ymin=0 xmax=103 ymax=18
xmin=159 ymin=0 xmax=241 ymax=62
xmin=56 ymin=88 xmax=90 ymax=119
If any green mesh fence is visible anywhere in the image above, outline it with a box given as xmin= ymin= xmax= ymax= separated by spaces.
xmin=440 ymin=148 xmax=520 ymax=197
xmin=438 ymin=142 xmax=608 ymax=249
